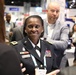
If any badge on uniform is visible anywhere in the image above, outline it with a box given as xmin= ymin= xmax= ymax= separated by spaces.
xmin=45 ymin=50 xmax=51 ymax=57
xmin=20 ymin=51 xmax=30 ymax=58
xmin=20 ymin=51 xmax=29 ymax=54
xmin=21 ymin=54 xmax=30 ymax=58
xmin=35 ymin=68 xmax=47 ymax=75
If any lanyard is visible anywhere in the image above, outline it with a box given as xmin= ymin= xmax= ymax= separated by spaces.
xmin=31 ymin=55 xmax=46 ymax=69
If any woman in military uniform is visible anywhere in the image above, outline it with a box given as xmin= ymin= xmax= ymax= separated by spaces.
xmin=12 ymin=15 xmax=58 ymax=75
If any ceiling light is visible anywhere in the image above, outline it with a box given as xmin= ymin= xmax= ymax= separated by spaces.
xmin=11 ymin=1 xmax=14 ymax=4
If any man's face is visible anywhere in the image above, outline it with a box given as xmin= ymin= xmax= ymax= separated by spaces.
xmin=47 ymin=4 xmax=60 ymax=23
xmin=6 ymin=14 xmax=11 ymax=22
xmin=25 ymin=18 xmax=43 ymax=41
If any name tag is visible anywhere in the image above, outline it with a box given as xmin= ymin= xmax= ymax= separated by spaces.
xmin=35 ymin=68 xmax=47 ymax=75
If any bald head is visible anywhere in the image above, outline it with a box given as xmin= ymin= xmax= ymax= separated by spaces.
xmin=47 ymin=2 xmax=60 ymax=24
xmin=47 ymin=2 xmax=60 ymax=10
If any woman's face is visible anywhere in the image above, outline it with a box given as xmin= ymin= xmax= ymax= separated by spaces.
xmin=25 ymin=17 xmax=43 ymax=42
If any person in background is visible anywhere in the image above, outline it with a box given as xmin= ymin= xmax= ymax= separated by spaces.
xmin=71 ymin=23 xmax=76 ymax=47
xmin=5 ymin=13 xmax=15 ymax=42
xmin=10 ymin=25 xmax=24 ymax=41
xmin=11 ymin=15 xmax=60 ymax=75
xmin=0 ymin=0 xmax=25 ymax=75
xmin=43 ymin=2 xmax=69 ymax=68
xmin=72 ymin=24 xmax=76 ymax=66
xmin=10 ymin=16 xmax=28 ymax=42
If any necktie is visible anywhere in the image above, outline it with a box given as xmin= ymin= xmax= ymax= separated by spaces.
xmin=35 ymin=46 xmax=41 ymax=57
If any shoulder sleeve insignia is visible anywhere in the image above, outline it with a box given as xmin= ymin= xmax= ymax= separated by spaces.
xmin=10 ymin=41 xmax=18 ymax=45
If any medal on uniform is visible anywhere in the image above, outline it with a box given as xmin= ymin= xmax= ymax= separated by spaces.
xmin=45 ymin=50 xmax=51 ymax=57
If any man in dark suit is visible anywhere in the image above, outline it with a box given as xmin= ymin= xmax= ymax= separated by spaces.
xmin=10 ymin=26 xmax=24 ymax=41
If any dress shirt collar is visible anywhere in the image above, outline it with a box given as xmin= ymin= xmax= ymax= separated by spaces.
xmin=28 ymin=38 xmax=40 ymax=48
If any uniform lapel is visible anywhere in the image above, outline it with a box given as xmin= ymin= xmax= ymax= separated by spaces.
xmin=40 ymin=40 xmax=47 ymax=61
xmin=22 ymin=37 xmax=42 ymax=62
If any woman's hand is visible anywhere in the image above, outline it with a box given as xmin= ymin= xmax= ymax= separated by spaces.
xmin=20 ymin=63 xmax=26 ymax=72
xmin=46 ymin=69 xmax=60 ymax=75
xmin=20 ymin=63 xmax=60 ymax=75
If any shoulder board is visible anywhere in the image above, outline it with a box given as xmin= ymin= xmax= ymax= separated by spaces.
xmin=45 ymin=40 xmax=53 ymax=45
xmin=10 ymin=41 xmax=18 ymax=45
xmin=48 ymin=41 xmax=53 ymax=45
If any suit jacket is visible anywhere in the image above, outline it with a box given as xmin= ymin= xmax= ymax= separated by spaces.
xmin=57 ymin=66 xmax=76 ymax=75
xmin=0 ymin=43 xmax=23 ymax=75
xmin=13 ymin=37 xmax=58 ymax=75
xmin=44 ymin=20 xmax=69 ymax=51
xmin=11 ymin=26 xmax=24 ymax=41
xmin=44 ymin=20 xmax=69 ymax=67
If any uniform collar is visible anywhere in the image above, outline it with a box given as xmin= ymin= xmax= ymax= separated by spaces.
xmin=28 ymin=38 xmax=40 ymax=48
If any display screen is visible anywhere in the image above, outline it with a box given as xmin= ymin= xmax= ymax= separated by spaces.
xmin=66 ymin=0 xmax=76 ymax=9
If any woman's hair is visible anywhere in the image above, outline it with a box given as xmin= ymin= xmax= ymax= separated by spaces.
xmin=23 ymin=15 xmax=44 ymax=37
xmin=0 ymin=0 xmax=5 ymax=43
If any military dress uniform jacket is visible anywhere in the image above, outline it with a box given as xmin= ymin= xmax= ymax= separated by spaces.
xmin=12 ymin=37 xmax=58 ymax=75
